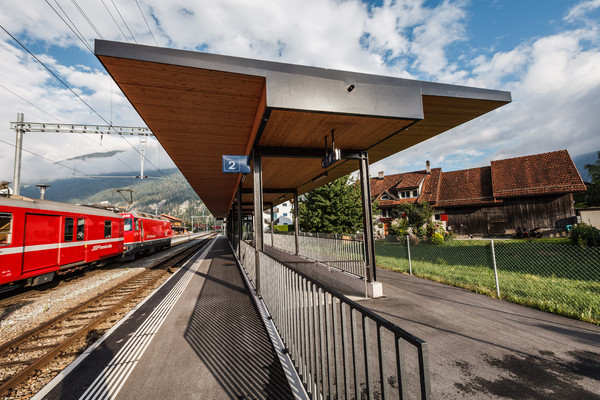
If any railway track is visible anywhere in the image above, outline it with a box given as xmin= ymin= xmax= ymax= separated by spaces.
xmin=0 ymin=236 xmax=213 ymax=399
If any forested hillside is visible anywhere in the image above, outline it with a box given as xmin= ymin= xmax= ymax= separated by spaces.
xmin=20 ymin=169 xmax=208 ymax=225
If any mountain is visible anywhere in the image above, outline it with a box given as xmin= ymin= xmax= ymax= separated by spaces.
xmin=20 ymin=169 xmax=208 ymax=224
xmin=573 ymin=151 xmax=598 ymax=182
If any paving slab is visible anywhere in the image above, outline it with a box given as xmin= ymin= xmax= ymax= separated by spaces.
xmin=37 ymin=237 xmax=294 ymax=400
xmin=362 ymin=268 xmax=600 ymax=399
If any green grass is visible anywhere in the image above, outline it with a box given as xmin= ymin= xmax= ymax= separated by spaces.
xmin=375 ymin=240 xmax=600 ymax=325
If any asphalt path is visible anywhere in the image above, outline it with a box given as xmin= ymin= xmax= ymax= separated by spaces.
xmin=361 ymin=268 xmax=600 ymax=399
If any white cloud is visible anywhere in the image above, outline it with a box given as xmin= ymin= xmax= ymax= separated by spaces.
xmin=1 ymin=0 xmax=599 ymax=190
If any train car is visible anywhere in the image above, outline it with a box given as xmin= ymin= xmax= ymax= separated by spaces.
xmin=0 ymin=196 xmax=124 ymax=289
xmin=120 ymin=211 xmax=173 ymax=257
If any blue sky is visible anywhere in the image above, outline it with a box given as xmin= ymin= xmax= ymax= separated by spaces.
xmin=0 ymin=0 xmax=599 ymax=189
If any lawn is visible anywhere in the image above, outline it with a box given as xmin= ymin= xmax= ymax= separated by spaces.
xmin=375 ymin=239 xmax=600 ymax=325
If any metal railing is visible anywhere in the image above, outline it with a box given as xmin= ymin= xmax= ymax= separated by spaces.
xmin=250 ymin=248 xmax=430 ymax=399
xmin=239 ymin=239 xmax=256 ymax=282
xmin=269 ymin=231 xmax=367 ymax=278
xmin=377 ymin=236 xmax=600 ymax=324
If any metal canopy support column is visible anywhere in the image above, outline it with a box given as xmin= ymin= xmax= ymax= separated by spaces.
xmin=359 ymin=152 xmax=377 ymax=282
xmin=269 ymin=202 xmax=274 ymax=247
xmin=293 ymin=189 xmax=300 ymax=256
xmin=253 ymin=149 xmax=264 ymax=294
xmin=237 ymin=185 xmax=242 ymax=256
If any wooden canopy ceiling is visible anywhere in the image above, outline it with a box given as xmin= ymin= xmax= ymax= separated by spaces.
xmin=95 ymin=40 xmax=511 ymax=218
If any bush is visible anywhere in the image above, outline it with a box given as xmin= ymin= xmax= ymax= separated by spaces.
xmin=431 ymin=232 xmax=444 ymax=245
xmin=569 ymin=223 xmax=600 ymax=247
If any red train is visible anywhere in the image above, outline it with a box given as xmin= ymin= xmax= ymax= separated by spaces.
xmin=121 ymin=211 xmax=173 ymax=258
xmin=0 ymin=196 xmax=173 ymax=290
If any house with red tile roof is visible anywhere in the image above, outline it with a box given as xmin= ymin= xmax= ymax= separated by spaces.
xmin=371 ymin=150 xmax=586 ymax=237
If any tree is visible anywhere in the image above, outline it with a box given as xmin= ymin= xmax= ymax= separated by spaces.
xmin=575 ymin=152 xmax=600 ymax=207
xmin=299 ymin=175 xmax=363 ymax=234
xmin=387 ymin=202 xmax=437 ymax=238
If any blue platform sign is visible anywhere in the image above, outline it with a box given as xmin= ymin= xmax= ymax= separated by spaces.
xmin=222 ymin=155 xmax=252 ymax=173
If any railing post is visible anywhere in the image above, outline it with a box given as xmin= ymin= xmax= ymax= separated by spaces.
xmin=406 ymin=234 xmax=412 ymax=276
xmin=491 ymin=239 xmax=500 ymax=298
xmin=253 ymin=149 xmax=263 ymax=294
xmin=359 ymin=152 xmax=377 ymax=282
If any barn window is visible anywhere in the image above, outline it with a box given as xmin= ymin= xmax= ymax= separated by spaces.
xmin=64 ymin=218 xmax=74 ymax=241
xmin=77 ymin=218 xmax=85 ymax=241
xmin=104 ymin=220 xmax=112 ymax=238
xmin=0 ymin=213 xmax=12 ymax=245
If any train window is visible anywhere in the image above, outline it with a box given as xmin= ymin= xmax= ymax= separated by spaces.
xmin=134 ymin=218 xmax=139 ymax=231
xmin=64 ymin=218 xmax=74 ymax=242
xmin=104 ymin=220 xmax=112 ymax=238
xmin=124 ymin=218 xmax=133 ymax=232
xmin=77 ymin=218 xmax=85 ymax=241
xmin=0 ymin=213 xmax=11 ymax=245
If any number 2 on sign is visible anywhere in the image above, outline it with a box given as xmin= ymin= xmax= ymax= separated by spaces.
xmin=228 ymin=161 xmax=236 ymax=170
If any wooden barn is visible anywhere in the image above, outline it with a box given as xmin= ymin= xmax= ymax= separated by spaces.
xmin=371 ymin=150 xmax=587 ymax=236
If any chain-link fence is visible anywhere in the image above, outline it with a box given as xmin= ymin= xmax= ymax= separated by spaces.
xmin=376 ymin=237 xmax=600 ymax=324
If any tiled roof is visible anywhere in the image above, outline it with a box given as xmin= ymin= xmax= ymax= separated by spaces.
xmin=490 ymin=150 xmax=586 ymax=198
xmin=371 ymin=150 xmax=585 ymax=209
xmin=436 ymin=166 xmax=501 ymax=207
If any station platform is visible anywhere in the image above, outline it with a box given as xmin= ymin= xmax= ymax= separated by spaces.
xmin=35 ymin=236 xmax=295 ymax=400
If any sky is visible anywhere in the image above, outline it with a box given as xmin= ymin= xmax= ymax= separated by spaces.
xmin=0 ymin=0 xmax=599 ymax=193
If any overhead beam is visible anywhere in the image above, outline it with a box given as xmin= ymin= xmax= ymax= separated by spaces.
xmin=255 ymin=146 xmax=362 ymax=160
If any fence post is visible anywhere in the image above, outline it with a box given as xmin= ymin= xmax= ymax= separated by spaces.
xmin=491 ymin=239 xmax=500 ymax=298
xmin=406 ymin=234 xmax=412 ymax=276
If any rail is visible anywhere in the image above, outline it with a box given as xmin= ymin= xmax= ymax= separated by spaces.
xmin=236 ymin=239 xmax=430 ymax=399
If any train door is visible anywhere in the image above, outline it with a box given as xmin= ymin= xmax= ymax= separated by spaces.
xmin=60 ymin=217 xmax=86 ymax=265
xmin=22 ymin=213 xmax=60 ymax=273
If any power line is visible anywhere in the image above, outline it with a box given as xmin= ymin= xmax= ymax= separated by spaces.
xmin=111 ymin=0 xmax=137 ymax=43
xmin=134 ymin=0 xmax=158 ymax=46
xmin=0 ymin=137 xmax=119 ymax=190
xmin=0 ymin=24 xmax=170 ymax=180
xmin=70 ymin=0 xmax=104 ymax=39
xmin=0 ymin=84 xmax=62 ymax=122
xmin=100 ymin=0 xmax=130 ymax=43
xmin=45 ymin=0 xmax=93 ymax=53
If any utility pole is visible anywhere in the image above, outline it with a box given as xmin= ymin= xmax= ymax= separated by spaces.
xmin=9 ymin=117 xmax=153 ymax=180
xmin=13 ymin=113 xmax=24 ymax=195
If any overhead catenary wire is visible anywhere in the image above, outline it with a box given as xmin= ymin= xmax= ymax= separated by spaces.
xmin=100 ymin=0 xmax=130 ymax=43
xmin=110 ymin=0 xmax=137 ymax=43
xmin=70 ymin=0 xmax=104 ymax=39
xmin=0 ymin=23 xmax=171 ymax=181
xmin=0 ymin=138 xmax=120 ymax=191
xmin=45 ymin=0 xmax=93 ymax=53
xmin=134 ymin=0 xmax=158 ymax=46
xmin=0 ymin=83 xmax=140 ymax=176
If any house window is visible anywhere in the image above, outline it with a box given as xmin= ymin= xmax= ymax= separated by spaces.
xmin=0 ymin=213 xmax=12 ymax=245
xmin=283 ymin=213 xmax=288 ymax=217
xmin=282 ymin=202 xmax=288 ymax=207
xmin=382 ymin=209 xmax=389 ymax=218
xmin=273 ymin=213 xmax=278 ymax=219
xmin=381 ymin=194 xmax=391 ymax=200
xmin=413 ymin=190 xmax=418 ymax=197
xmin=434 ymin=214 xmax=441 ymax=221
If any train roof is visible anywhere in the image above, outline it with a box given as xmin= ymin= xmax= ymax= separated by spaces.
xmin=120 ymin=210 xmax=169 ymax=222
xmin=0 ymin=195 xmax=124 ymax=219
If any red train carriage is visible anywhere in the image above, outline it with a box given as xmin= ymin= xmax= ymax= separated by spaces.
xmin=0 ymin=196 xmax=124 ymax=289
xmin=120 ymin=211 xmax=173 ymax=257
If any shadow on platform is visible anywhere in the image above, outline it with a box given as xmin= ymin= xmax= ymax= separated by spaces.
xmin=184 ymin=245 xmax=293 ymax=399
